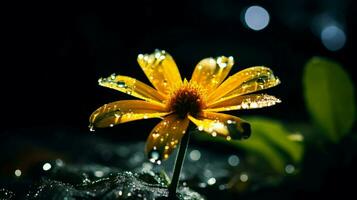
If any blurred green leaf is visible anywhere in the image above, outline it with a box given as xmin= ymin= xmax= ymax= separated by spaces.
xmin=303 ymin=57 xmax=356 ymax=142
xmin=195 ymin=117 xmax=304 ymax=173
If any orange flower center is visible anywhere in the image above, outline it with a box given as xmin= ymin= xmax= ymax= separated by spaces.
xmin=168 ymin=85 xmax=205 ymax=118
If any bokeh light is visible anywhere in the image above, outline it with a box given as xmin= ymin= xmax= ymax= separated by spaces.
xmin=244 ymin=5 xmax=270 ymax=31
xmin=14 ymin=169 xmax=21 ymax=177
xmin=189 ymin=149 xmax=201 ymax=161
xmin=321 ymin=25 xmax=346 ymax=51
xmin=42 ymin=163 xmax=52 ymax=171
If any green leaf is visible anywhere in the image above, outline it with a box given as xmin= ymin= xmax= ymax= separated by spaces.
xmin=303 ymin=57 xmax=356 ymax=142
xmin=194 ymin=117 xmax=304 ymax=173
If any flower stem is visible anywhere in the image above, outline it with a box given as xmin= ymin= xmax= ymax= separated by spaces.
xmin=168 ymin=125 xmax=192 ymax=199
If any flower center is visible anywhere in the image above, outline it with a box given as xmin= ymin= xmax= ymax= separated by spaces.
xmin=168 ymin=85 xmax=204 ymax=118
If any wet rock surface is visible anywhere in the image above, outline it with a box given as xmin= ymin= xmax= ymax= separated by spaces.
xmin=0 ymin=129 xmax=286 ymax=199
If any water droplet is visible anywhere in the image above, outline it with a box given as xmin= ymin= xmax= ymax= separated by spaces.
xmin=143 ymin=115 xmax=148 ymax=119
xmin=152 ymin=132 xmax=160 ymax=138
xmin=117 ymin=81 xmax=126 ymax=88
xmin=118 ymin=191 xmax=123 ymax=196
xmin=250 ymin=102 xmax=258 ymax=108
xmin=226 ymin=136 xmax=231 ymax=141
xmin=226 ymin=120 xmax=234 ymax=124
xmin=110 ymin=73 xmax=116 ymax=80
xmin=89 ymin=125 xmax=95 ymax=132
xmin=155 ymin=51 xmax=161 ymax=59
xmin=257 ymin=77 xmax=266 ymax=84
xmin=109 ymin=124 xmax=114 ymax=127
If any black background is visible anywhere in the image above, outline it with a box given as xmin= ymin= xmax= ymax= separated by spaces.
xmin=2 ymin=0 xmax=355 ymax=138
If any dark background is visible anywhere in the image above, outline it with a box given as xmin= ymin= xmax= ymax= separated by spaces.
xmin=2 ymin=0 xmax=355 ymax=139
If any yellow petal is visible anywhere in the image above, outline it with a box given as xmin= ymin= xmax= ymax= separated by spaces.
xmin=137 ymin=49 xmax=182 ymax=94
xmin=190 ymin=56 xmax=234 ymax=93
xmin=98 ymin=74 xmax=167 ymax=104
xmin=206 ymin=94 xmax=281 ymax=112
xmin=188 ymin=112 xmax=251 ymax=140
xmin=89 ymin=100 xmax=169 ymax=128
xmin=145 ymin=114 xmax=189 ymax=162
xmin=207 ymin=66 xmax=280 ymax=105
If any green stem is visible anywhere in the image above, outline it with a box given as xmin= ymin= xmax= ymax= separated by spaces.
xmin=168 ymin=125 xmax=192 ymax=199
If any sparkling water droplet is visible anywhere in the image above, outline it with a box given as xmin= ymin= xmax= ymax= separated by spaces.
xmin=152 ymin=132 xmax=160 ymax=138
xmin=226 ymin=120 xmax=234 ymax=124
xmin=89 ymin=125 xmax=95 ymax=132
xmin=117 ymin=81 xmax=126 ymax=88
xmin=257 ymin=77 xmax=266 ymax=84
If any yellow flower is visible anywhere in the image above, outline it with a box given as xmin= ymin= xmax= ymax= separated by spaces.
xmin=89 ymin=49 xmax=281 ymax=163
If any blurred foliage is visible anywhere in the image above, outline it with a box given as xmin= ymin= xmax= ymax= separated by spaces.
xmin=303 ymin=57 xmax=356 ymax=142
xmin=195 ymin=117 xmax=304 ymax=173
